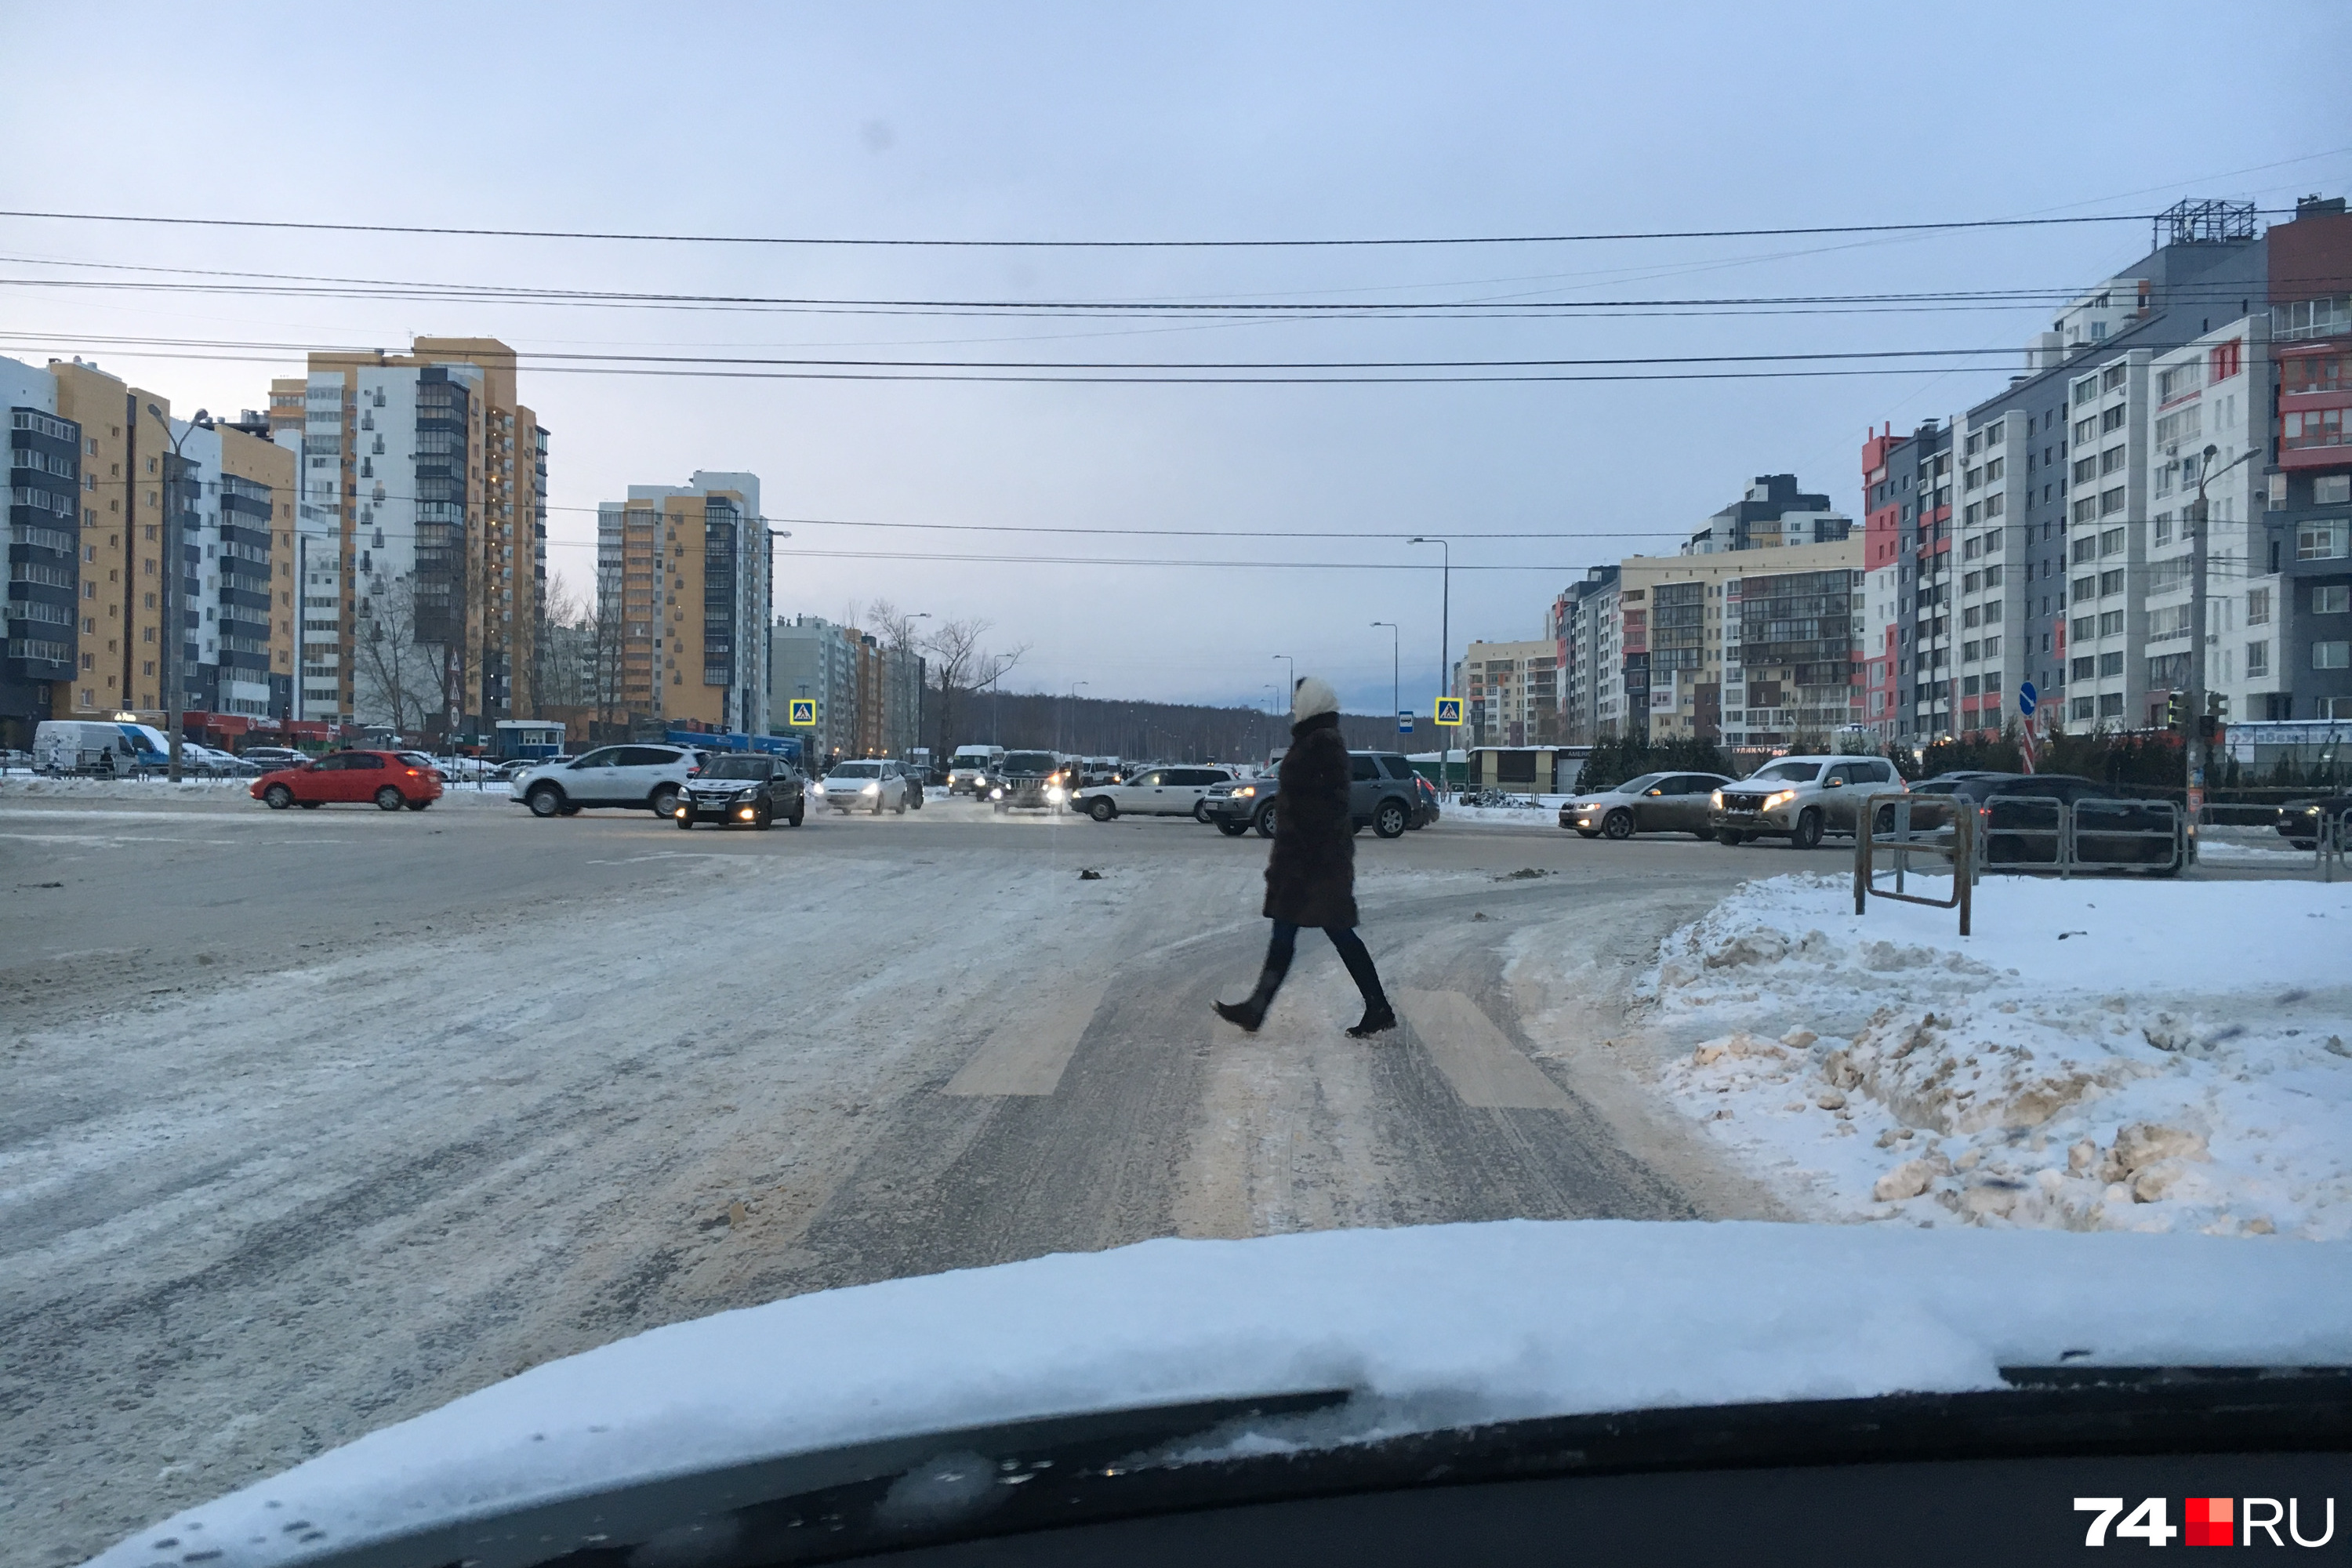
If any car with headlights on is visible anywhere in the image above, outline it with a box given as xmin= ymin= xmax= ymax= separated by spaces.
xmin=1076 ymin=763 xmax=1239 ymax=822
xmin=815 ymin=759 xmax=909 ymax=814
xmin=2278 ymin=791 xmax=2352 ymax=851
xmin=1710 ymin=754 xmax=1904 ymax=848
xmin=1559 ymin=771 xmax=1733 ymax=840
xmin=674 ymin=753 xmax=805 ymax=829
xmin=1200 ymin=775 xmax=1272 ymax=834
xmin=989 ymin=750 xmax=1075 ymax=812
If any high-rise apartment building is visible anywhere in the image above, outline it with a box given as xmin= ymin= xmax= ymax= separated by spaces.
xmin=1453 ymin=637 xmax=1557 ymax=747
xmin=1682 ymin=474 xmax=1851 ymax=555
xmin=2 ymin=356 xmax=292 ymax=745
xmin=1548 ymin=566 xmax=1618 ymax=745
xmin=270 ymin=338 xmax=547 ymax=735
xmin=770 ymin=614 xmax=862 ymax=758
xmin=596 ymin=472 xmax=771 ymax=735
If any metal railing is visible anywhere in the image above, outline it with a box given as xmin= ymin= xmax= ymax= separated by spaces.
xmin=1854 ymin=795 xmax=1976 ymax=936
xmin=1865 ymin=794 xmax=2186 ymax=880
xmin=2318 ymin=806 xmax=2350 ymax=883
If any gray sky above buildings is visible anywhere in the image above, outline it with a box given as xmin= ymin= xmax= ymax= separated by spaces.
xmin=5 ymin=2 xmax=2347 ymax=715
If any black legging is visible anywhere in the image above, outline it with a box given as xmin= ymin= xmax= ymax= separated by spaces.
xmin=1257 ymin=920 xmax=1386 ymax=1007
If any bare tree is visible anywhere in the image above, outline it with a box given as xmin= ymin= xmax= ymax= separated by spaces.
xmin=353 ymin=575 xmax=445 ymax=736
xmin=535 ymin=571 xmax=592 ymax=711
xmin=922 ymin=618 xmax=1029 ymax=757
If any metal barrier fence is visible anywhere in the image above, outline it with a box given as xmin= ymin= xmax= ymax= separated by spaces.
xmin=2318 ymin=806 xmax=2350 ymax=883
xmin=1867 ymin=794 xmax=2186 ymax=881
xmin=1854 ymin=796 xmax=1976 ymax=936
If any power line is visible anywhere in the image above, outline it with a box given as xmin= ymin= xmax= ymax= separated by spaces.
xmin=0 ymin=206 xmax=2259 ymax=250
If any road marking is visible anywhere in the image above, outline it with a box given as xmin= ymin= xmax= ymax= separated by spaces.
xmin=1396 ymin=988 xmax=1573 ymax=1110
xmin=942 ymin=978 xmax=1112 ymax=1097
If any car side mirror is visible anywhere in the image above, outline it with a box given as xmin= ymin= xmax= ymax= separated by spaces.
xmin=1824 ymin=778 xmax=1845 ymax=788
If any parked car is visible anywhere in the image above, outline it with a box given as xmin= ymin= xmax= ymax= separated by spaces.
xmin=2278 ymin=793 xmax=2352 ymax=851
xmin=989 ymin=750 xmax=1074 ymax=812
xmin=1200 ymin=753 xmax=1424 ymax=839
xmin=816 ymin=759 xmax=909 ymax=814
xmin=1075 ymin=763 xmax=1237 ymax=822
xmin=240 ymin=745 xmax=310 ymax=771
xmin=1559 ymin=771 xmax=1734 ymax=840
xmin=1880 ymin=772 xmax=2186 ymax=873
xmin=510 ymin=744 xmax=706 ymax=818
xmin=250 ymin=750 xmax=443 ymax=812
xmin=946 ymin=745 xmax=1005 ymax=795
xmin=674 ymin=753 xmax=806 ymax=829
xmin=1711 ymin=754 xmax=1907 ymax=848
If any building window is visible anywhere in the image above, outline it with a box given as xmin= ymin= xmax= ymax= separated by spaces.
xmin=2298 ymin=520 xmax=2350 ymax=561
xmin=2099 ymin=610 xmax=2125 ymax=637
xmin=2247 ymin=641 xmax=2270 ymax=677
xmin=2099 ymin=651 xmax=2125 ymax=677
xmin=2249 ymin=587 xmax=2272 ymax=625
xmin=2071 ymin=695 xmax=2096 ymax=720
xmin=2317 ymin=584 xmax=2350 ymax=615
xmin=2315 ymin=641 xmax=2351 ymax=670
xmin=2071 ymin=655 xmax=2096 ymax=681
xmin=2098 ymin=692 xmax=2125 ymax=717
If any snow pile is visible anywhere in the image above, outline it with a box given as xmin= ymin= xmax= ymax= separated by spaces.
xmin=1640 ymin=874 xmax=2352 ymax=1239
xmin=86 ymin=1220 xmax=2352 ymax=1568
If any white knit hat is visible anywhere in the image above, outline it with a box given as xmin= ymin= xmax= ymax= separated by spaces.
xmin=1291 ymin=675 xmax=1340 ymax=724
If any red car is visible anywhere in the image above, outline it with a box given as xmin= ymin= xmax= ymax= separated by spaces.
xmin=249 ymin=750 xmax=443 ymax=812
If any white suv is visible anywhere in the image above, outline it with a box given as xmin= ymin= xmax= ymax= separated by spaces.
xmin=512 ymin=744 xmax=706 ymax=818
xmin=1711 ymin=755 xmax=1907 ymax=849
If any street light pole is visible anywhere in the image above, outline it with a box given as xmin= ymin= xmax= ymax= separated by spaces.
xmin=2187 ymin=441 xmax=2252 ymax=829
xmin=1370 ymin=620 xmax=1399 ymax=739
xmin=1272 ymin=653 xmax=1294 ymax=708
xmin=151 ymin=402 xmax=209 ymax=785
xmin=1065 ymin=680 xmax=1088 ymax=753
xmin=1408 ymin=537 xmax=1450 ymax=797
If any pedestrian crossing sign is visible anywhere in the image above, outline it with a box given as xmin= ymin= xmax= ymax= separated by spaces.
xmin=1434 ymin=697 xmax=1464 ymax=727
xmin=788 ymin=699 xmax=818 ymax=727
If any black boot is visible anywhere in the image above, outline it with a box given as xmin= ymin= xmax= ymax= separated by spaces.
xmin=1213 ymin=995 xmax=1269 ymax=1033
xmin=1346 ymin=1001 xmax=1398 ymax=1038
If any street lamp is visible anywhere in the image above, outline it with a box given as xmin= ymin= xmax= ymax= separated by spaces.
xmin=1272 ymin=653 xmax=1294 ymax=705
xmin=1407 ymin=536 xmax=1450 ymax=798
xmin=2187 ymin=441 xmax=2254 ymax=826
xmin=151 ymin=401 xmax=208 ymax=784
xmin=1064 ymin=680 xmax=1089 ymax=753
xmin=1370 ymin=620 xmax=1399 ymax=739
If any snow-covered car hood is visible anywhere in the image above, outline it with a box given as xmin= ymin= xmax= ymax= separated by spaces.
xmin=89 ymin=1219 xmax=2349 ymax=1567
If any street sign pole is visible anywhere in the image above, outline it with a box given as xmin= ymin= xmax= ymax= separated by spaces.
xmin=2017 ymin=681 xmax=2038 ymax=774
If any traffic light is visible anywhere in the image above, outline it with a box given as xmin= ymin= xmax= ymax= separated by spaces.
xmin=2209 ymin=691 xmax=2230 ymax=720
xmin=2164 ymin=691 xmax=2184 ymax=730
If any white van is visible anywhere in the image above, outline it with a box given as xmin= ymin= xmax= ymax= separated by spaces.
xmin=946 ymin=744 xmax=1006 ymax=795
xmin=33 ymin=719 xmax=172 ymax=775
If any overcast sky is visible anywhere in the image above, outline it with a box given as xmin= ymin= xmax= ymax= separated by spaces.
xmin=6 ymin=2 xmax=2347 ymax=716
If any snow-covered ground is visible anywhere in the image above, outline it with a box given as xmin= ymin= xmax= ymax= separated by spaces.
xmin=1618 ymin=873 xmax=2352 ymax=1239
xmin=87 ymin=1218 xmax=2352 ymax=1568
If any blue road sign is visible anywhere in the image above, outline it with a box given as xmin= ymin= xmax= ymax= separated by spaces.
xmin=1398 ymin=711 xmax=1414 ymax=734
xmin=2018 ymin=681 xmax=2038 ymax=717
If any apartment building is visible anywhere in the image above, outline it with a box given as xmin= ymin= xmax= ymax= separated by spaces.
xmin=270 ymin=338 xmax=548 ymax=735
xmin=1603 ymin=539 xmax=1863 ymax=746
xmin=2265 ymin=198 xmax=2352 ymax=722
xmin=771 ymin=615 xmax=862 ymax=758
xmin=1682 ymin=474 xmax=1852 ymax=555
xmin=1548 ymin=565 xmax=1618 ymax=744
xmin=595 ymin=472 xmax=772 ymax=736
xmin=2 ymin=355 xmax=80 ymax=744
xmin=1453 ymin=637 xmax=1557 ymax=746
xmin=165 ymin=413 xmax=297 ymax=723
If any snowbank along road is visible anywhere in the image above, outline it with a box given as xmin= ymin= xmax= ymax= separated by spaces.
xmin=0 ymin=789 xmax=2314 ymax=1566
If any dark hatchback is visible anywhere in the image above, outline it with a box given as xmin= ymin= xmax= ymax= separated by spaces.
xmin=674 ymin=753 xmax=806 ymax=829
xmin=1887 ymin=772 xmax=2183 ymax=871
xmin=2276 ymin=793 xmax=2352 ymax=850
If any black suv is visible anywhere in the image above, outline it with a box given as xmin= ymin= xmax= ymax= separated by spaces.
xmin=675 ymin=753 xmax=806 ymax=829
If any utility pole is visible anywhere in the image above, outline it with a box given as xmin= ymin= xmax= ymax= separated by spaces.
xmin=2187 ymin=441 xmax=2251 ymax=833
xmin=152 ymin=402 xmax=209 ymax=785
xmin=1409 ymin=536 xmax=1450 ymax=798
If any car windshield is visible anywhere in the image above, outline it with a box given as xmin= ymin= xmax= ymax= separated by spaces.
xmin=26 ymin=21 xmax=2347 ymax=1568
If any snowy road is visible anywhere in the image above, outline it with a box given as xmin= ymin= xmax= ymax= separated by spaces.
xmin=0 ymin=791 xmax=1823 ymax=1565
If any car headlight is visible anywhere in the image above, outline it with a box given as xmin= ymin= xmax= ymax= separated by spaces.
xmin=862 ymin=782 xmax=879 ymax=795
xmin=990 ymin=786 xmax=1004 ymax=800
xmin=1765 ymin=790 xmax=1795 ymax=810
xmin=736 ymin=788 xmax=756 ymax=802
xmin=1711 ymin=789 xmax=1723 ymax=808
xmin=973 ymin=774 xmax=986 ymax=786
xmin=811 ymin=782 xmax=825 ymax=795
xmin=674 ymin=802 xmax=689 ymax=816
xmin=1236 ymin=785 xmax=1256 ymax=798
xmin=1047 ymin=786 xmax=1067 ymax=802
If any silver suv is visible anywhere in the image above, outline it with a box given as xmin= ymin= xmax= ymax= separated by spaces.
xmin=1711 ymin=754 xmax=1906 ymax=850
